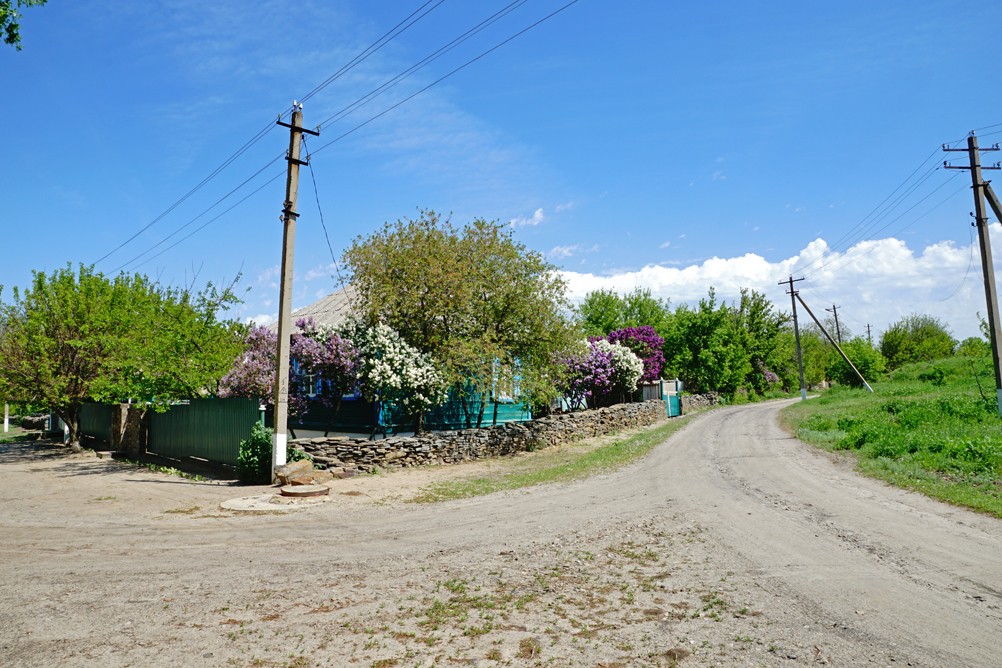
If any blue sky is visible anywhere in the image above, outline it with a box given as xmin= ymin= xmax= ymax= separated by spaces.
xmin=4 ymin=0 xmax=1002 ymax=340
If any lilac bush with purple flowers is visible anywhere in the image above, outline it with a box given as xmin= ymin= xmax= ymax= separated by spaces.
xmin=607 ymin=326 xmax=665 ymax=383
xmin=559 ymin=339 xmax=644 ymax=409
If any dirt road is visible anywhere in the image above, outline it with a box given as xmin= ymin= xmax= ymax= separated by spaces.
xmin=1 ymin=400 xmax=999 ymax=667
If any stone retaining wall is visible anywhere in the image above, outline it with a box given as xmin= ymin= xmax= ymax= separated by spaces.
xmin=291 ymin=400 xmax=667 ymax=471
xmin=681 ymin=393 xmax=720 ymax=411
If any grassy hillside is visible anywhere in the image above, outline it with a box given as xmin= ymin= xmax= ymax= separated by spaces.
xmin=782 ymin=355 xmax=1002 ymax=518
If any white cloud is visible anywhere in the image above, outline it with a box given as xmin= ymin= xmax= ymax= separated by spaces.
xmin=558 ymin=229 xmax=1002 ymax=340
xmin=247 ymin=313 xmax=276 ymax=327
xmin=510 ymin=208 xmax=545 ymax=227
xmin=555 ymin=201 xmax=574 ymax=213
xmin=549 ymin=244 xmax=579 ymax=259
xmin=659 ymin=240 xmax=671 ymax=249
xmin=304 ymin=263 xmax=336 ymax=282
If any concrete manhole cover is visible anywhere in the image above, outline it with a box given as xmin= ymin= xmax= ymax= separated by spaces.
xmin=279 ymin=484 xmax=330 ymax=498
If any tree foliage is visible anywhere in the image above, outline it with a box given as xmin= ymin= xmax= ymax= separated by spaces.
xmin=827 ymin=337 xmax=886 ymax=387
xmin=1 ymin=0 xmax=45 ymax=50
xmin=344 ymin=211 xmax=575 ymax=420
xmin=880 ymin=314 xmax=957 ymax=369
xmin=607 ymin=326 xmax=665 ymax=382
xmin=0 ymin=264 xmax=244 ymax=449
xmin=662 ymin=289 xmax=751 ymax=396
xmin=558 ymin=339 xmax=643 ymax=409
xmin=577 ymin=288 xmax=669 ymax=337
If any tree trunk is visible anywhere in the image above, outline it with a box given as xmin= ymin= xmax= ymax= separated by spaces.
xmin=476 ymin=393 xmax=487 ymax=429
xmin=413 ymin=411 xmax=425 ymax=435
xmin=460 ymin=395 xmax=472 ymax=429
xmin=492 ymin=395 xmax=499 ymax=426
xmin=58 ymin=408 xmax=82 ymax=453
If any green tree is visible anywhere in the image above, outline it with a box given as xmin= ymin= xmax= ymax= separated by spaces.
xmin=879 ymin=314 xmax=957 ymax=369
xmin=343 ymin=211 xmax=575 ymax=427
xmin=577 ymin=287 xmax=671 ymax=338
xmin=622 ymin=288 xmax=671 ymax=333
xmin=734 ymin=288 xmax=790 ymax=395
xmin=1 ymin=0 xmax=46 ymax=50
xmin=0 ymin=265 xmax=244 ymax=450
xmin=577 ymin=289 xmax=625 ymax=337
xmin=828 ymin=337 xmax=886 ymax=387
xmin=663 ymin=289 xmax=750 ymax=396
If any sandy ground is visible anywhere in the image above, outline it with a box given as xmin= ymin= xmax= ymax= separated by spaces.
xmin=0 ymin=401 xmax=999 ymax=667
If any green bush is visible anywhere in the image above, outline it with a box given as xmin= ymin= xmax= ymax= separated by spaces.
xmin=237 ymin=423 xmax=274 ymax=484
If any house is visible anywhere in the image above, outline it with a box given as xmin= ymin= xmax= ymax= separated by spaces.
xmin=279 ymin=285 xmax=530 ymax=436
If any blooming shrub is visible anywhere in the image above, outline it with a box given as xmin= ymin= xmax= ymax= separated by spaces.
xmin=343 ymin=322 xmax=448 ymax=414
xmin=593 ymin=339 xmax=644 ymax=397
xmin=219 ymin=325 xmax=277 ymax=402
xmin=290 ymin=318 xmax=358 ymax=410
xmin=559 ymin=339 xmax=644 ymax=409
xmin=607 ymin=326 xmax=665 ymax=382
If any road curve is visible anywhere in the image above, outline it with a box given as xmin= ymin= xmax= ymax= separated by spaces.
xmin=2 ymin=400 xmax=1000 ymax=667
xmin=646 ymin=400 xmax=1002 ymax=667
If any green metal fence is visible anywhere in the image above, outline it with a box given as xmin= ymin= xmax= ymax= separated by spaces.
xmin=80 ymin=403 xmax=113 ymax=444
xmin=147 ymin=398 xmax=259 ymax=466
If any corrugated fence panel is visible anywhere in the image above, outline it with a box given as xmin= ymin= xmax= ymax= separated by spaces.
xmin=80 ymin=403 xmax=113 ymax=444
xmin=148 ymin=398 xmax=259 ymax=466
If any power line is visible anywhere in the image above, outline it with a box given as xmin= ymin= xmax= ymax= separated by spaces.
xmin=313 ymin=0 xmax=531 ymax=132
xmin=105 ymin=0 xmax=581 ymax=270
xmin=94 ymin=0 xmax=445 ymax=269
xmin=301 ymin=135 xmax=347 ymax=290
xmin=299 ymin=0 xmax=446 ymax=107
xmin=306 ymin=0 xmax=581 ymax=158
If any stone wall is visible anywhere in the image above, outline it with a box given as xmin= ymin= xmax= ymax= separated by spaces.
xmin=291 ymin=400 xmax=667 ymax=471
xmin=681 ymin=393 xmax=720 ymax=412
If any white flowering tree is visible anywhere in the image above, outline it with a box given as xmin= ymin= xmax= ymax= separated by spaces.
xmin=593 ymin=339 xmax=644 ymax=405
xmin=342 ymin=321 xmax=448 ymax=434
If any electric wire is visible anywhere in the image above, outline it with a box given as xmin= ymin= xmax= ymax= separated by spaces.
xmin=111 ymin=154 xmax=288 ymax=273
xmin=305 ymin=0 xmax=580 ymax=160
xmin=298 ymin=0 xmax=446 ymax=107
xmin=301 ymin=135 xmax=347 ymax=290
xmin=313 ymin=0 xmax=531 ymax=132
xmin=110 ymin=0 xmax=580 ymax=271
xmin=801 ymin=175 xmax=968 ymax=282
xmin=94 ymin=0 xmax=445 ymax=269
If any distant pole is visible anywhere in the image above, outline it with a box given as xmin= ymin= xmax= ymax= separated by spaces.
xmin=866 ymin=323 xmax=873 ymax=347
xmin=3 ymin=403 xmax=8 ymax=433
xmin=945 ymin=133 xmax=1002 ymax=417
xmin=825 ymin=304 xmax=843 ymax=344
xmin=272 ymin=103 xmax=319 ymax=479
xmin=781 ymin=276 xmax=808 ymax=400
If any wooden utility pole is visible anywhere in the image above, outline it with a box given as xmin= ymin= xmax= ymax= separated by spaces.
xmin=781 ymin=276 xmax=808 ymax=400
xmin=866 ymin=323 xmax=873 ymax=347
xmin=825 ymin=304 xmax=843 ymax=344
xmin=272 ymin=103 xmax=319 ymax=478
xmin=945 ymin=133 xmax=1002 ymax=417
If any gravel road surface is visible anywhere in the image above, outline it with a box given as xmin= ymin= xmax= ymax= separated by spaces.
xmin=1 ymin=400 xmax=999 ymax=667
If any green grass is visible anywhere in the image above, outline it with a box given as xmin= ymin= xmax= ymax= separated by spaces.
xmin=410 ymin=414 xmax=693 ymax=503
xmin=782 ymin=355 xmax=1002 ymax=518
xmin=0 ymin=427 xmax=29 ymax=444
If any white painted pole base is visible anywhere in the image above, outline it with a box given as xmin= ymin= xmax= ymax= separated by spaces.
xmin=997 ymin=388 xmax=1002 ymax=419
xmin=272 ymin=431 xmax=288 ymax=472
xmin=800 ymin=389 xmax=808 ymax=400
xmin=3 ymin=403 xmax=8 ymax=433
